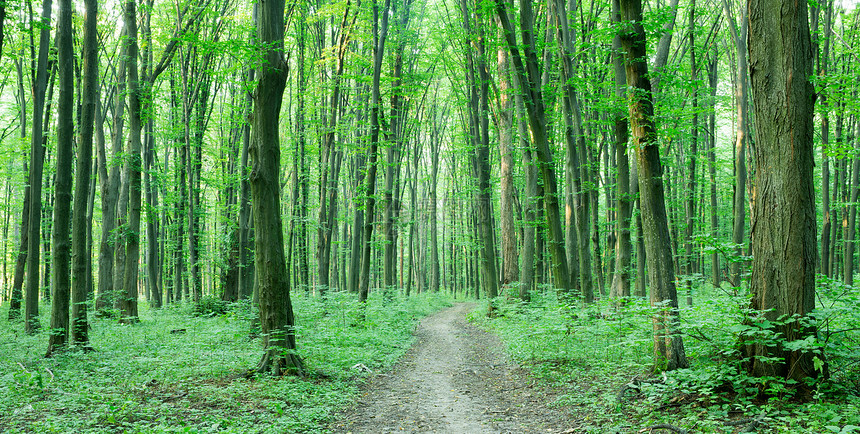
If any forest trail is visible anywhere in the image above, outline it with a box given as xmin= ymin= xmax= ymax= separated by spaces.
xmin=331 ymin=303 xmax=579 ymax=433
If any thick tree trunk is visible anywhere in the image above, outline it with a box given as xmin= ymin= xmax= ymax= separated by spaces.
xmin=250 ymin=0 xmax=303 ymax=376
xmin=745 ymin=0 xmax=817 ymax=383
xmin=619 ymin=0 xmax=688 ymax=371
xmin=47 ymin=0 xmax=74 ymax=354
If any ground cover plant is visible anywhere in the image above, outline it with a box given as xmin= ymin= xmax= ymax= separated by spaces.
xmin=0 ymin=292 xmax=451 ymax=433
xmin=472 ymin=282 xmax=860 ymax=433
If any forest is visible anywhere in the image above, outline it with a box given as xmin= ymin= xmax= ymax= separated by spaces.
xmin=0 ymin=0 xmax=859 ymax=431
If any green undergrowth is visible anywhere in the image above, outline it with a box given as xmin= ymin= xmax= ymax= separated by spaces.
xmin=471 ymin=283 xmax=860 ymax=433
xmin=0 ymin=291 xmax=451 ymax=433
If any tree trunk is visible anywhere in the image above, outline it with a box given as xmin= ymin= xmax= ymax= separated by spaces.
xmin=250 ymin=0 xmax=303 ymax=376
xmin=683 ymin=0 xmax=697 ymax=307
xmin=722 ymin=0 xmax=750 ymax=287
xmin=619 ymin=0 xmax=688 ymax=371
xmin=609 ymin=0 xmax=631 ymax=298
xmin=359 ymin=0 xmax=391 ymax=303
xmin=47 ymin=0 xmax=74 ymax=354
xmin=496 ymin=24 xmax=518 ymax=287
xmin=8 ymin=53 xmax=29 ymax=320
xmin=707 ymin=49 xmax=720 ymax=287
xmin=744 ymin=0 xmax=817 ymax=383
xmin=494 ymin=0 xmax=571 ymax=293
xmin=25 ymin=0 xmax=53 ymax=333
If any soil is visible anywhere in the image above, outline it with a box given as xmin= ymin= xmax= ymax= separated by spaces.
xmin=330 ymin=303 xmax=582 ymax=433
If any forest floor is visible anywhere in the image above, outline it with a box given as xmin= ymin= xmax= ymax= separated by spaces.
xmin=330 ymin=303 xmax=581 ymax=433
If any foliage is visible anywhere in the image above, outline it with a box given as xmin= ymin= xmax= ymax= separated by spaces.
xmin=0 ymin=292 xmax=451 ymax=433
xmin=473 ymin=284 xmax=860 ymax=433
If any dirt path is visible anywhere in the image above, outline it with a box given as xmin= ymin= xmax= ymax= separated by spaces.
xmin=331 ymin=303 xmax=579 ymax=433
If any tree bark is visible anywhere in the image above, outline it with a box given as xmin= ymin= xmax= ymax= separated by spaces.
xmin=609 ymin=0 xmax=631 ymax=298
xmin=494 ymin=0 xmax=571 ymax=293
xmin=47 ymin=0 xmax=74 ymax=354
xmin=25 ymin=0 xmax=53 ymax=333
xmin=619 ymin=0 xmax=688 ymax=371
xmin=250 ymin=0 xmax=303 ymax=376
xmin=744 ymin=0 xmax=818 ymax=383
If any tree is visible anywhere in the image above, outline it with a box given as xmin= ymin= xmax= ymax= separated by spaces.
xmin=46 ymin=0 xmax=73 ymax=355
xmin=250 ymin=0 xmax=304 ymax=375
xmin=25 ymin=0 xmax=53 ymax=334
xmin=619 ymin=0 xmax=688 ymax=371
xmin=71 ymin=0 xmax=98 ymax=346
xmin=744 ymin=0 xmax=818 ymax=382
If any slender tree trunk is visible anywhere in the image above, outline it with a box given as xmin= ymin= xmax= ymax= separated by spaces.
xmin=359 ymin=0 xmax=391 ymax=303
xmin=25 ymin=0 xmax=53 ymax=333
xmin=494 ymin=0 xmax=571 ymax=293
xmin=722 ymin=0 xmax=750 ymax=287
xmin=683 ymin=0 xmax=697 ymax=306
xmin=707 ymin=50 xmax=720 ymax=287
xmin=610 ymin=0 xmax=631 ymax=298
xmin=619 ymin=0 xmax=688 ymax=371
xmin=46 ymin=0 xmax=74 ymax=354
xmin=496 ymin=24 xmax=518 ymax=287
xmin=8 ymin=54 xmax=29 ymax=320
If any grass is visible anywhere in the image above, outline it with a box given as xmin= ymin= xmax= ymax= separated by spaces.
xmin=0 ymin=291 xmax=452 ymax=433
xmin=471 ymin=282 xmax=860 ymax=433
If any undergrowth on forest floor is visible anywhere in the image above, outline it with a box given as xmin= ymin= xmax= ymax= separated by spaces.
xmin=472 ymin=283 xmax=860 ymax=433
xmin=0 ymin=291 xmax=451 ymax=433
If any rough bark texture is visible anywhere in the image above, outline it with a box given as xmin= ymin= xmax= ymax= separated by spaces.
xmin=497 ymin=32 xmax=518 ymax=287
xmin=745 ymin=0 xmax=818 ymax=382
xmin=250 ymin=0 xmax=303 ymax=376
xmin=619 ymin=0 xmax=688 ymax=371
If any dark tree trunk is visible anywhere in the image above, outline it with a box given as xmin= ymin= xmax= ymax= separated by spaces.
xmin=46 ymin=0 xmax=74 ymax=354
xmin=25 ymin=0 xmax=53 ymax=333
xmin=250 ymin=0 xmax=303 ymax=376
xmin=744 ymin=0 xmax=817 ymax=383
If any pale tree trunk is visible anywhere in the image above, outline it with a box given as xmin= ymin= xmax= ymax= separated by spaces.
xmin=250 ymin=0 xmax=303 ymax=376
xmin=494 ymin=0 xmax=571 ymax=293
xmin=462 ymin=0 xmax=498 ymax=299
xmin=722 ymin=0 xmax=750 ymax=287
xmin=46 ymin=0 xmax=74 ymax=354
xmin=318 ymin=2 xmax=357 ymax=295
xmin=619 ymin=0 xmax=688 ymax=371
xmin=609 ymin=0 xmax=631 ymax=298
xmin=551 ymin=0 xmax=592 ymax=302
xmin=238 ymin=70 xmax=255 ymax=300
xmin=745 ymin=0 xmax=817 ymax=382
xmin=496 ymin=25 xmax=518 ymax=287
xmin=98 ymin=44 xmax=126 ymax=312
xmin=9 ymin=53 xmax=29 ymax=320
xmin=71 ymin=0 xmax=97 ymax=346
xmin=429 ymin=103 xmax=444 ymax=293
xmin=706 ymin=49 xmax=720 ymax=287
xmin=25 ymin=0 xmax=53 ymax=333
xmin=519 ymin=91 xmax=537 ymax=301
xmin=818 ymin=1 xmax=833 ymax=278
